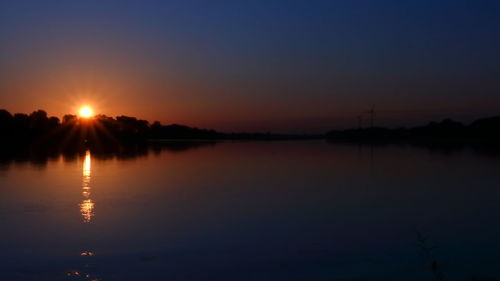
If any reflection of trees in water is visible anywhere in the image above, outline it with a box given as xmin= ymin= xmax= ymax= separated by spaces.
xmin=0 ymin=141 xmax=217 ymax=170
xmin=326 ymin=140 xmax=500 ymax=158
xmin=1 ymin=139 xmax=500 ymax=172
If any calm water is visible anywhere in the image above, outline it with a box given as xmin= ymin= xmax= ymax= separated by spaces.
xmin=1 ymin=141 xmax=500 ymax=281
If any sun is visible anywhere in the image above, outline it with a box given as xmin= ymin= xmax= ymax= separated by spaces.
xmin=79 ymin=106 xmax=94 ymax=118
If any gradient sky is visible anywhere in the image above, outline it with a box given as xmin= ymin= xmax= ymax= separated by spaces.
xmin=1 ymin=0 xmax=500 ymax=133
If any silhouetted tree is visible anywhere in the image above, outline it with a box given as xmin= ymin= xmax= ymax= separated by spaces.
xmin=29 ymin=110 xmax=50 ymax=132
xmin=0 ymin=109 xmax=12 ymax=122
xmin=13 ymin=113 xmax=29 ymax=127
xmin=48 ymin=116 xmax=60 ymax=128
xmin=469 ymin=117 xmax=500 ymax=138
xmin=0 ymin=109 xmax=13 ymax=131
xmin=63 ymin=114 xmax=77 ymax=124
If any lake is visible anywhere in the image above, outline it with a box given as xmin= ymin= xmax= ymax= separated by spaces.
xmin=1 ymin=140 xmax=500 ymax=281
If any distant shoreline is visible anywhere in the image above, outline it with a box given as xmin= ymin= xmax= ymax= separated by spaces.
xmin=1 ymin=109 xmax=500 ymax=148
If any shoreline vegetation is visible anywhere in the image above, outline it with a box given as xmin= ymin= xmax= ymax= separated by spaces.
xmin=327 ymin=117 xmax=500 ymax=144
xmin=0 ymin=109 xmax=500 ymax=150
xmin=0 ymin=109 xmax=319 ymax=150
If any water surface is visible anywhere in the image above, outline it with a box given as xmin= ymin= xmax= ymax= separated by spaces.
xmin=1 ymin=141 xmax=500 ymax=281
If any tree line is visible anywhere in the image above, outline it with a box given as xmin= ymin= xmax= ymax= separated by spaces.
xmin=0 ymin=109 xmax=221 ymax=148
xmin=2 ymin=109 xmax=499 ymax=150
xmin=326 ymin=116 xmax=500 ymax=143
xmin=0 ymin=109 xmax=316 ymax=150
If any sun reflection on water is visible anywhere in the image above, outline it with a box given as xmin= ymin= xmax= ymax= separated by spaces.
xmin=69 ymin=150 xmax=100 ymax=280
xmin=80 ymin=150 xmax=94 ymax=223
xmin=80 ymin=251 xmax=95 ymax=256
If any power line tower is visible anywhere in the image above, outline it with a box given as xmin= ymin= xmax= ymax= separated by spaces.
xmin=368 ymin=107 xmax=375 ymax=128
xmin=357 ymin=115 xmax=362 ymax=129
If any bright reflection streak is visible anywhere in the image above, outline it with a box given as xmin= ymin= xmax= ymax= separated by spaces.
xmin=83 ymin=151 xmax=91 ymax=178
xmin=80 ymin=251 xmax=95 ymax=256
xmin=74 ymin=151 xmax=98 ymax=279
xmin=80 ymin=151 xmax=94 ymax=222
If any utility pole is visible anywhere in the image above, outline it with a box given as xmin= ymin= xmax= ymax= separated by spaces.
xmin=369 ymin=107 xmax=375 ymax=128
xmin=357 ymin=115 xmax=362 ymax=129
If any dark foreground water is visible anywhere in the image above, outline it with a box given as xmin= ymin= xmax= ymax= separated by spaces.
xmin=1 ymin=140 xmax=500 ymax=281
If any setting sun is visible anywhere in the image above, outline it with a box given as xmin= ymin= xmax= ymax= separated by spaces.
xmin=79 ymin=106 xmax=93 ymax=118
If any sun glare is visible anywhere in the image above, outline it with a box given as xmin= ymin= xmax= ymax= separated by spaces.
xmin=79 ymin=106 xmax=93 ymax=118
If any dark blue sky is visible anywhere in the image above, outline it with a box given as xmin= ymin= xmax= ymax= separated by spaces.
xmin=1 ymin=0 xmax=500 ymax=132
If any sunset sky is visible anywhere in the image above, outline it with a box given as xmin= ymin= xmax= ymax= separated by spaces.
xmin=1 ymin=0 xmax=500 ymax=133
